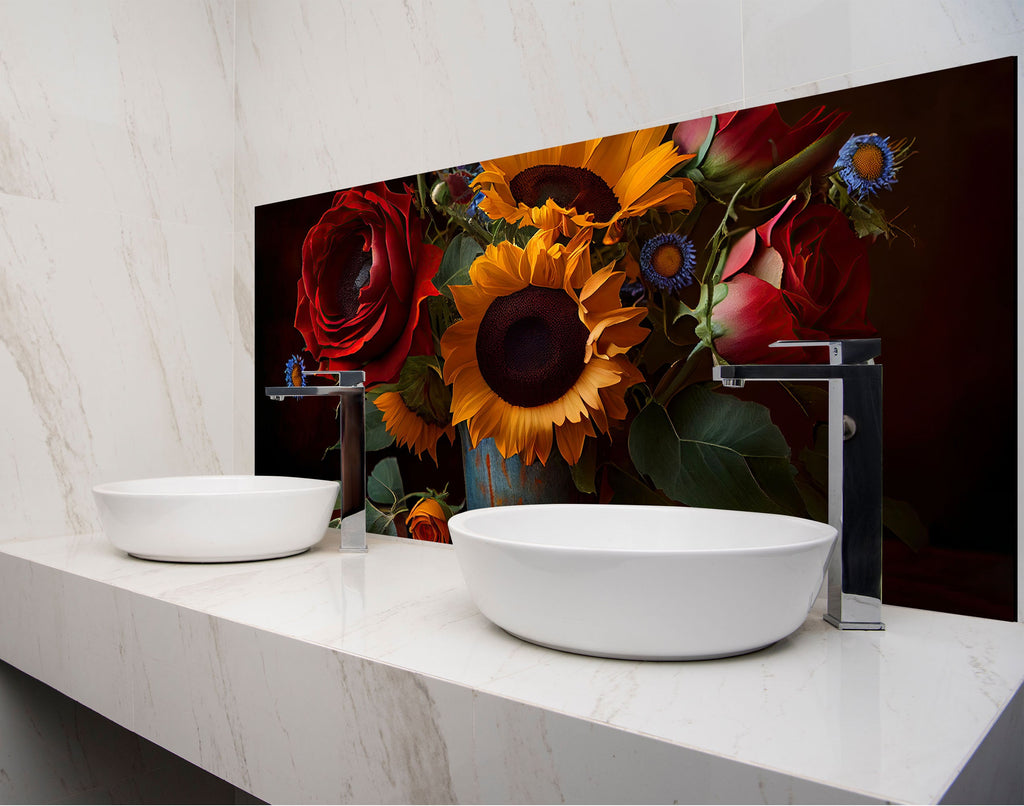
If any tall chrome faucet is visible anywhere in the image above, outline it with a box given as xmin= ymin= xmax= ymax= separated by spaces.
xmin=265 ymin=370 xmax=367 ymax=553
xmin=712 ymin=339 xmax=883 ymax=630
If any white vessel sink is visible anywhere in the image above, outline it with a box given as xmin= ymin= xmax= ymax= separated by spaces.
xmin=448 ymin=504 xmax=837 ymax=661
xmin=93 ymin=475 xmax=339 ymax=562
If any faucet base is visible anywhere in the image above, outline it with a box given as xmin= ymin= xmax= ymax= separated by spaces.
xmin=824 ymin=614 xmax=886 ymax=631
xmin=328 ymin=519 xmax=367 ymax=553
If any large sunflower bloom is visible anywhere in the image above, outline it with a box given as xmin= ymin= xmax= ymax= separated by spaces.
xmin=374 ymin=391 xmax=456 ymax=463
xmin=440 ymin=230 xmax=647 ymax=466
xmin=472 ymin=126 xmax=696 ymax=243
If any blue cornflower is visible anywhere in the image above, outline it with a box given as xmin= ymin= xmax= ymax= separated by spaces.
xmin=465 ymin=190 xmax=489 ymax=223
xmin=284 ymin=354 xmax=307 ymax=387
xmin=640 ymin=233 xmax=697 ymax=297
xmin=454 ymin=165 xmax=490 ymax=223
xmin=834 ymin=134 xmax=897 ymax=199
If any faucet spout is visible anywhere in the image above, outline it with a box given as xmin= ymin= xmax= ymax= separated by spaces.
xmin=265 ymin=371 xmax=367 ymax=553
xmin=713 ymin=339 xmax=884 ymax=630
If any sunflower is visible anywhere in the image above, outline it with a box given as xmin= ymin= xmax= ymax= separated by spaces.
xmin=440 ymin=230 xmax=647 ymax=466
xmin=472 ymin=126 xmax=696 ymax=242
xmin=374 ymin=390 xmax=456 ymax=463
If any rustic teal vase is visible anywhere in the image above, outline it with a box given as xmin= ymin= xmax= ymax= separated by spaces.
xmin=459 ymin=425 xmax=577 ymax=510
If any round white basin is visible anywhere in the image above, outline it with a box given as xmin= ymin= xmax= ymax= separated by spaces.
xmin=93 ymin=475 xmax=339 ymax=562
xmin=448 ymin=504 xmax=837 ymax=661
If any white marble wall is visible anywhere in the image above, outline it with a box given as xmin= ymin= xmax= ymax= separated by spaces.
xmin=233 ymin=0 xmax=1024 ymax=622
xmin=0 ymin=0 xmax=235 ymax=542
xmin=0 ymin=1 xmax=237 ymax=802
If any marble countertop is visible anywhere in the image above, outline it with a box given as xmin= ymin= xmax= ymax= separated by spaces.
xmin=1 ymin=531 xmax=1022 ymax=804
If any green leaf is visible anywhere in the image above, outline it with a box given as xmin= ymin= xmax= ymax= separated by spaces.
xmin=427 ymin=294 xmax=459 ymax=345
xmin=604 ymin=464 xmax=673 ymax=507
xmin=364 ymin=393 xmax=396 ymax=452
xmin=664 ymin=300 xmax=699 ymax=347
xmin=396 ymin=355 xmax=451 ymax=426
xmin=795 ymin=477 xmax=827 ymax=523
xmin=513 ymin=225 xmax=539 ymax=248
xmin=628 ymin=385 xmax=804 ymax=515
xmin=491 ymin=218 xmax=521 ymax=246
xmin=366 ymin=499 xmax=398 ymax=536
xmin=434 ymin=233 xmax=483 ymax=296
xmin=883 ymin=497 xmax=929 ymax=552
xmin=638 ymin=325 xmax=685 ymax=376
xmin=681 ymin=166 xmax=705 ymax=183
xmin=569 ymin=438 xmax=598 ymax=495
xmin=651 ymin=346 xmax=710 ymax=406
xmin=665 ymin=295 xmax=697 ymax=328
xmin=797 ymin=423 xmax=829 ymax=487
xmin=692 ymin=115 xmax=716 ymax=168
xmin=367 ymin=457 xmax=405 ymax=506
xmin=827 ymin=176 xmax=895 ymax=240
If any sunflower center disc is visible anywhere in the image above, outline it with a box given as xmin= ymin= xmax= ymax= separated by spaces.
xmin=325 ymin=231 xmax=372 ymax=319
xmin=476 ymin=286 xmax=588 ymax=408
xmin=852 ymin=144 xmax=885 ymax=181
xmin=509 ymin=164 xmax=621 ymax=222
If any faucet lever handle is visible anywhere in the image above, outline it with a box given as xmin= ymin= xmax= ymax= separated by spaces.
xmin=769 ymin=338 xmax=880 ymax=365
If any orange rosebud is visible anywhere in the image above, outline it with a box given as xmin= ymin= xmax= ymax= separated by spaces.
xmin=406 ymin=498 xmax=451 ymax=544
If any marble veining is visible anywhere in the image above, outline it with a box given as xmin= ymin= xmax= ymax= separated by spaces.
xmin=0 ymin=658 xmax=236 ymax=804
xmin=0 ymin=201 xmax=99 ymax=538
xmin=3 ymin=0 xmax=1022 ymax=801
xmin=0 ymin=0 xmax=234 ymax=226
xmin=1 ymin=0 xmax=235 ymax=544
xmin=0 ymin=532 xmax=1020 ymax=803
xmin=0 ymin=196 xmax=233 ymax=540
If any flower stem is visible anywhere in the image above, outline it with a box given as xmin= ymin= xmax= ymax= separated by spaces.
xmin=416 ymin=174 xmax=430 ymax=219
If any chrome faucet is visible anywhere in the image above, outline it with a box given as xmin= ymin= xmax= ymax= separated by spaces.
xmin=265 ymin=370 xmax=367 ymax=553
xmin=713 ymin=339 xmax=883 ymax=630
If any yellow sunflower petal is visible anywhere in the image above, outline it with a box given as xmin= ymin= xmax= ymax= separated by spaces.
xmin=627 ymin=125 xmax=671 ymax=163
xmin=554 ymin=419 xmax=589 ymax=465
xmin=474 ymin=127 xmax=696 ymax=234
xmin=613 ymin=141 xmax=690 ymax=210
xmin=376 ymin=391 xmax=455 ymax=464
xmin=583 ymin=126 xmax=668 ymax=190
xmin=621 ymin=176 xmax=697 ymax=217
xmin=469 ymin=243 xmax=529 ymax=293
xmin=581 ymin=130 xmax=638 ymax=188
xmin=586 ymin=309 xmax=649 ymax=361
xmin=579 ymin=264 xmax=625 ymax=311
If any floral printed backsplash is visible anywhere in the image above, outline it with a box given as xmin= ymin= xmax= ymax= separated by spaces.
xmin=255 ymin=59 xmax=1016 ymax=619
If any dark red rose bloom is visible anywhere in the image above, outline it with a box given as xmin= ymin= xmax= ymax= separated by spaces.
xmin=714 ymin=197 xmax=875 ymax=364
xmin=295 ymin=183 xmax=442 ymax=384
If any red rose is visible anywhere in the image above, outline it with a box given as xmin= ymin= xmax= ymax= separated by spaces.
xmin=713 ymin=197 xmax=875 ymax=363
xmin=294 ymin=183 xmax=442 ymax=384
